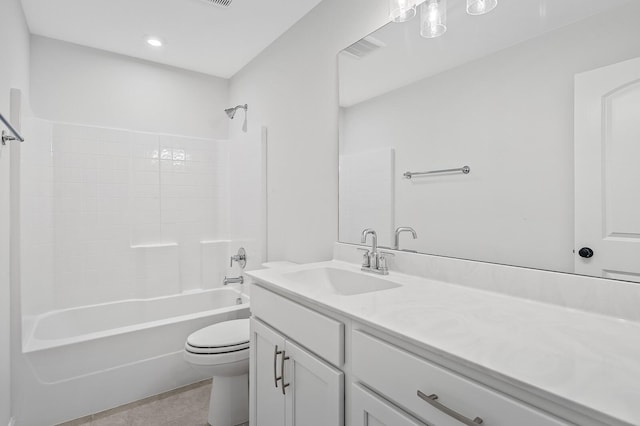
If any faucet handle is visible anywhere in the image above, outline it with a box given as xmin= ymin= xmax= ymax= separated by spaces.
xmin=230 ymin=247 xmax=247 ymax=269
xmin=357 ymin=247 xmax=370 ymax=268
xmin=378 ymin=251 xmax=395 ymax=273
xmin=377 ymin=255 xmax=389 ymax=273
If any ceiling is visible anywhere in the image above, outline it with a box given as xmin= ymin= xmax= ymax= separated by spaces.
xmin=20 ymin=0 xmax=323 ymax=78
xmin=339 ymin=0 xmax=634 ymax=107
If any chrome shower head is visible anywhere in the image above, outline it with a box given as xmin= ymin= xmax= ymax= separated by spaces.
xmin=225 ymin=104 xmax=247 ymax=120
xmin=225 ymin=107 xmax=237 ymax=119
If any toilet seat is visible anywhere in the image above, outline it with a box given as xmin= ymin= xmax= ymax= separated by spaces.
xmin=185 ymin=318 xmax=250 ymax=356
xmin=186 ymin=341 xmax=249 ymax=354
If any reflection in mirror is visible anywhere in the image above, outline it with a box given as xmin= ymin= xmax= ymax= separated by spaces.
xmin=338 ymin=1 xmax=640 ymax=282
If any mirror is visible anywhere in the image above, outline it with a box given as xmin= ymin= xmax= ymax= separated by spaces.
xmin=338 ymin=0 xmax=640 ymax=281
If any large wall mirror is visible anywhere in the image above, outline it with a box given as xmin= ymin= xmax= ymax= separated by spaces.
xmin=338 ymin=0 xmax=640 ymax=282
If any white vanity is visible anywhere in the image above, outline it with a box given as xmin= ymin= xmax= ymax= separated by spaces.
xmin=247 ymin=243 xmax=640 ymax=426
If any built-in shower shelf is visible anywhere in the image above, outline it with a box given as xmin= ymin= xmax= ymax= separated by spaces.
xmin=200 ymin=240 xmax=231 ymax=244
xmin=130 ymin=243 xmax=178 ymax=249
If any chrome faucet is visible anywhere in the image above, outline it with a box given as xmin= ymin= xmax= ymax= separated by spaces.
xmin=361 ymin=228 xmax=378 ymax=256
xmin=224 ymin=275 xmax=244 ymax=285
xmin=360 ymin=228 xmax=392 ymax=275
xmin=394 ymin=227 xmax=418 ymax=250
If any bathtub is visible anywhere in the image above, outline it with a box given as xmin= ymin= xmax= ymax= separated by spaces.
xmin=19 ymin=287 xmax=250 ymax=426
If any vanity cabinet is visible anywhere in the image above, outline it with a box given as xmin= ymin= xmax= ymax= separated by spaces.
xmin=249 ymin=280 xmax=578 ymax=426
xmin=250 ymin=285 xmax=345 ymax=426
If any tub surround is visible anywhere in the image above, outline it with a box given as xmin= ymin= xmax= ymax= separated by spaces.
xmin=20 ymin=118 xmax=233 ymax=317
xmin=247 ymin=243 xmax=640 ymax=426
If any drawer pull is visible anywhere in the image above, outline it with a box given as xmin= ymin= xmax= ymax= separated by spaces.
xmin=274 ymin=346 xmax=282 ymax=388
xmin=417 ymin=390 xmax=484 ymax=425
xmin=281 ymin=350 xmax=291 ymax=395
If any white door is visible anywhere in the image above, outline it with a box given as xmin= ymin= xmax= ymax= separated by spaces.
xmin=351 ymin=384 xmax=426 ymax=426
xmin=250 ymin=318 xmax=286 ymax=426
xmin=283 ymin=339 xmax=344 ymax=426
xmin=575 ymin=57 xmax=640 ymax=282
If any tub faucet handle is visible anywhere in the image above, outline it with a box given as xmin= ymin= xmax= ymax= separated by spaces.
xmin=230 ymin=247 xmax=247 ymax=269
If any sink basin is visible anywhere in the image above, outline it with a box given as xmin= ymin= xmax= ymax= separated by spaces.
xmin=282 ymin=267 xmax=401 ymax=296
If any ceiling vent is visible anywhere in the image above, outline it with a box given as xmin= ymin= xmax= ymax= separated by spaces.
xmin=342 ymin=36 xmax=386 ymax=59
xmin=200 ymin=0 xmax=233 ymax=8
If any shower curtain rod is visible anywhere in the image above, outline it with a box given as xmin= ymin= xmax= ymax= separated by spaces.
xmin=0 ymin=112 xmax=25 ymax=144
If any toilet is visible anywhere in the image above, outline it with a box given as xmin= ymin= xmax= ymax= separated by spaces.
xmin=184 ymin=318 xmax=250 ymax=426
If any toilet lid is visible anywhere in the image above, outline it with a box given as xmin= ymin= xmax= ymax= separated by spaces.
xmin=186 ymin=318 xmax=250 ymax=350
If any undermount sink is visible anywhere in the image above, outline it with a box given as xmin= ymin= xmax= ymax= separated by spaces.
xmin=282 ymin=267 xmax=401 ymax=296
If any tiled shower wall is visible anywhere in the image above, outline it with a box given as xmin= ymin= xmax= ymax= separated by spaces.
xmin=21 ymin=119 xmax=231 ymax=316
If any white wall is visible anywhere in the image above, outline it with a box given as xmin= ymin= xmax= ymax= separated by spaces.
xmin=228 ymin=0 xmax=390 ymax=264
xmin=340 ymin=3 xmax=640 ymax=273
xmin=30 ymin=36 xmax=230 ymax=139
xmin=0 ymin=0 xmax=30 ymax=423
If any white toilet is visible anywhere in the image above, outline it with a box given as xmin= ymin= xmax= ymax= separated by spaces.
xmin=184 ymin=318 xmax=250 ymax=426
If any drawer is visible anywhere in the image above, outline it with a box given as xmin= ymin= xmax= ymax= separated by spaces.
xmin=250 ymin=284 xmax=344 ymax=366
xmin=352 ymin=330 xmax=569 ymax=426
xmin=352 ymin=383 xmax=427 ymax=426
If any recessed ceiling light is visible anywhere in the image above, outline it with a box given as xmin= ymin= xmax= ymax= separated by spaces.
xmin=146 ymin=37 xmax=164 ymax=48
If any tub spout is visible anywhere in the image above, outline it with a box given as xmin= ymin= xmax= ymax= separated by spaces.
xmin=224 ymin=276 xmax=244 ymax=285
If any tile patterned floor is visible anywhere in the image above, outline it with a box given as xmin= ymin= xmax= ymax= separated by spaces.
xmin=58 ymin=380 xmax=224 ymax=426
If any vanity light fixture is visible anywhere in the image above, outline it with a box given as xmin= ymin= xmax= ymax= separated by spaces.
xmin=467 ymin=0 xmax=498 ymax=15
xmin=146 ymin=37 xmax=164 ymax=48
xmin=420 ymin=0 xmax=447 ymax=39
xmin=392 ymin=0 xmax=497 ymax=39
xmin=389 ymin=0 xmax=417 ymax=23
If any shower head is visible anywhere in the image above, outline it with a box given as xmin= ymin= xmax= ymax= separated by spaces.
xmin=225 ymin=107 xmax=237 ymax=119
xmin=225 ymin=104 xmax=247 ymax=120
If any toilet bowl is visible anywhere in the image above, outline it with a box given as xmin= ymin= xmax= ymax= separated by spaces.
xmin=184 ymin=318 xmax=250 ymax=426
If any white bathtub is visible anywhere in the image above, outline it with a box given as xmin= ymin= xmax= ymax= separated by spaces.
xmin=19 ymin=287 xmax=250 ymax=426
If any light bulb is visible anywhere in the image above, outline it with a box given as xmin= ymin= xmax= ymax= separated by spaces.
xmin=389 ymin=0 xmax=417 ymax=23
xmin=146 ymin=37 xmax=164 ymax=48
xmin=420 ymin=0 xmax=447 ymax=39
xmin=467 ymin=0 xmax=498 ymax=16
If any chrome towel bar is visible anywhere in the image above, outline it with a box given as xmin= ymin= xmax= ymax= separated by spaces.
xmin=0 ymin=113 xmax=24 ymax=145
xmin=403 ymin=165 xmax=470 ymax=179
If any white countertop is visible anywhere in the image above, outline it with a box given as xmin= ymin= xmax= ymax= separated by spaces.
xmin=247 ymin=260 xmax=640 ymax=426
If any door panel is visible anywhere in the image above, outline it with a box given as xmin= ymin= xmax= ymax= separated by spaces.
xmin=284 ymin=339 xmax=344 ymax=426
xmin=250 ymin=318 xmax=286 ymax=426
xmin=604 ymin=82 xmax=640 ymax=237
xmin=575 ymin=56 xmax=640 ymax=282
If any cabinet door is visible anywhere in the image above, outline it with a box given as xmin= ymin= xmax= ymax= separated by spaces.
xmin=250 ymin=318 xmax=286 ymax=426
xmin=351 ymin=384 xmax=427 ymax=426
xmin=283 ymin=339 xmax=344 ymax=426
